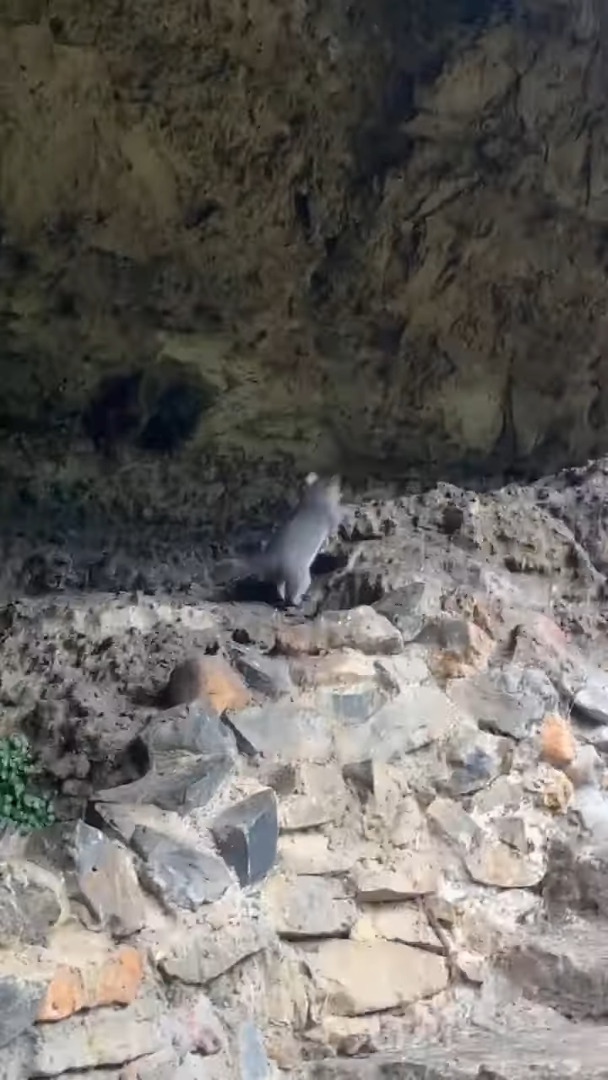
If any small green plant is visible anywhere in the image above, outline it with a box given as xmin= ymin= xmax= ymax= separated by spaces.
xmin=0 ymin=734 xmax=56 ymax=831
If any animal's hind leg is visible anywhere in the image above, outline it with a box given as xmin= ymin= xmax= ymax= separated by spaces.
xmin=285 ymin=566 xmax=311 ymax=607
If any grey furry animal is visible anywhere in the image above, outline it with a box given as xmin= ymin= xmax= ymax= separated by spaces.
xmin=219 ymin=473 xmax=343 ymax=606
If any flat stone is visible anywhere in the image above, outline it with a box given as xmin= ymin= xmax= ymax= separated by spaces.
xmin=0 ymin=860 xmax=65 ymax=946
xmin=290 ymin=650 xmax=393 ymax=724
xmin=35 ymin=939 xmax=144 ymax=1022
xmin=505 ymin=918 xmax=608 ymax=1020
xmin=450 ymin=665 xmax=559 ymax=740
xmin=302 ymin=939 xmax=449 ymax=1016
xmin=225 ymin=702 xmax=333 ymax=761
xmin=159 ymin=902 xmax=273 ymax=984
xmin=212 ymin=788 xmax=278 ymax=887
xmin=418 ymin=615 xmax=494 ymax=674
xmin=276 ymin=607 xmax=403 ymax=657
xmin=426 ymin=796 xmax=480 ymax=847
xmin=443 ymin=727 xmax=508 ymax=795
xmin=351 ymin=902 xmax=441 ymax=950
xmin=31 ymin=995 xmax=164 ymax=1074
xmin=130 ymin=826 xmax=232 ymax=910
xmin=465 ymin=836 xmax=545 ymax=889
xmin=278 ymin=763 xmax=348 ymax=831
xmin=263 ymin=874 xmax=356 ymax=939
xmin=71 ymin=822 xmax=146 ymax=937
xmin=335 ymin=684 xmax=460 ymax=765
xmin=573 ymin=676 xmax=608 ymax=726
xmin=229 ymin=644 xmax=294 ymax=699
xmin=278 ymin=834 xmax=356 ymax=876
xmin=96 ymin=703 xmax=235 ymax=813
xmin=0 ymin=973 xmax=46 ymax=1050
xmin=352 ymin=853 xmax=440 ymax=900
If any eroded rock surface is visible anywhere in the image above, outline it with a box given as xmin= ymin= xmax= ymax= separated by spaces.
xmin=1 ymin=464 xmax=608 ymax=1074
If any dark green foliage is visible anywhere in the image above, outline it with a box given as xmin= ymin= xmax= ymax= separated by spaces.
xmin=0 ymin=734 xmax=55 ymax=831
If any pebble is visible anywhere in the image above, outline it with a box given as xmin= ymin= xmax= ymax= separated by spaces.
xmin=212 ymin=788 xmax=278 ymax=887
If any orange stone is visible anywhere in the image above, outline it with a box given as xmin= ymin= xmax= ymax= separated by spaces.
xmin=37 ymin=966 xmax=85 ymax=1022
xmin=540 ymin=714 xmax=575 ymax=769
xmin=37 ymin=946 xmax=144 ymax=1023
xmin=96 ymin=946 xmax=144 ymax=1007
xmin=162 ymin=655 xmax=250 ymax=712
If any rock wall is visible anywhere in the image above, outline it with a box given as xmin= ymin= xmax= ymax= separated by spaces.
xmin=1 ymin=0 xmax=608 ymax=525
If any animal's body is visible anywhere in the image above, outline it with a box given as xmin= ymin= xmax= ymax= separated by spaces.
xmin=253 ymin=473 xmax=342 ymax=605
xmin=218 ymin=473 xmax=343 ymax=606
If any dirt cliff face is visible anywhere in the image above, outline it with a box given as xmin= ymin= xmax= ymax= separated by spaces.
xmin=0 ymin=0 xmax=607 ymax=529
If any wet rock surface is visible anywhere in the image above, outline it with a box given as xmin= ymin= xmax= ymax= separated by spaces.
xmin=2 ymin=464 xmax=608 ymax=1073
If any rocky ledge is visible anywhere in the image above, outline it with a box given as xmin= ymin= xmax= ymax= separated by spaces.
xmin=2 ymin=460 xmax=608 ymax=1077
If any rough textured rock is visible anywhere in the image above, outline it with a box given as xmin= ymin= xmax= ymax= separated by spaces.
xmin=130 ymin=826 xmax=232 ymax=910
xmin=211 ymin=788 xmax=278 ymax=887
xmin=302 ymin=939 xmax=449 ymax=1016
xmin=2 ymin=0 xmax=608 ymax=525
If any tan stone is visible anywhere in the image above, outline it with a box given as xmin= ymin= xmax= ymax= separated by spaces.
xmin=540 ymin=714 xmax=575 ymax=768
xmin=352 ymin=853 xmax=440 ymax=900
xmin=277 ymin=834 xmax=355 ymax=876
xmin=465 ymin=837 xmax=545 ymax=889
xmin=303 ymin=939 xmax=449 ymax=1015
xmin=351 ymin=903 xmax=440 ymax=949
xmin=279 ymin=762 xmax=348 ymax=831
xmin=161 ymin=655 xmax=250 ymax=712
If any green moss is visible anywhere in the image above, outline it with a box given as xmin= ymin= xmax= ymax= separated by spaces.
xmin=0 ymin=734 xmax=56 ymax=831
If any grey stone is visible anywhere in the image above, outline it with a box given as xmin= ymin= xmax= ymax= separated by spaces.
xmin=298 ymin=1010 xmax=608 ymax=1078
xmin=71 ymin=821 xmax=145 ymax=937
xmin=426 ymin=796 xmax=480 ymax=847
xmin=574 ymin=788 xmax=608 ymax=841
xmin=319 ymin=608 xmax=404 ymax=655
xmin=238 ymin=1022 xmax=274 ymax=1080
xmin=1 ymin=1034 xmax=34 ymax=1080
xmin=465 ymin=835 xmax=544 ymax=889
xmin=335 ymin=685 xmax=459 ymax=765
xmin=159 ymin=903 xmax=274 ymax=984
xmin=544 ymin=836 xmax=608 ymax=917
xmin=443 ymin=728 xmax=508 ymax=795
xmin=449 ymin=664 xmax=559 ymax=740
xmin=566 ymin=744 xmax=604 ymax=788
xmin=278 ymin=763 xmax=348 ymax=831
xmin=31 ymin=995 xmax=164 ymax=1074
xmin=0 ymin=860 xmax=63 ymax=946
xmin=0 ymin=975 xmax=45 ymax=1051
xmin=130 ymin=826 xmax=232 ymax=910
xmin=374 ymin=580 xmax=440 ymax=643
xmin=573 ymin=676 xmax=608 ymax=726
xmin=263 ymin=874 xmax=356 ymax=939
xmin=226 ymin=703 xmax=332 ymax=761
xmin=212 ymin=788 xmax=278 ymax=887
xmin=96 ymin=703 xmax=236 ymax=813
xmin=505 ymin=918 xmax=608 ymax=1020
xmin=229 ymin=644 xmax=294 ymax=699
